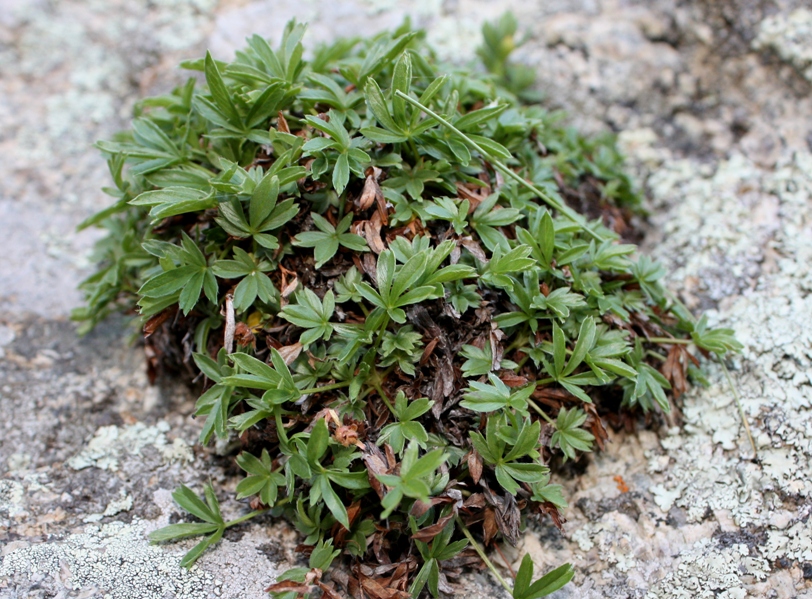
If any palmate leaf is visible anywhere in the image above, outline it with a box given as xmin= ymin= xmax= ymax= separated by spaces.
xmin=691 ymin=314 xmax=743 ymax=356
xmin=460 ymin=374 xmax=535 ymax=414
xmin=149 ymin=483 xmax=226 ymax=569
xmin=292 ymin=212 xmax=368 ymax=268
xmin=355 ymin=249 xmax=435 ymax=323
xmin=211 ymin=248 xmax=276 ymax=311
xmin=460 ymin=341 xmax=496 ymax=377
xmin=550 ymin=407 xmax=595 ymax=461
xmin=410 ymin=517 xmax=468 ymax=598
xmin=214 ymin=173 xmax=298 ymax=250
xmin=378 ymin=391 xmax=432 ymax=453
xmin=469 ymin=415 xmax=546 ymax=495
xmin=279 ymin=288 xmax=336 ymax=347
xmin=236 ymin=449 xmax=285 ymax=506
xmin=137 ymin=233 xmax=217 ymax=315
xmin=377 ymin=443 xmax=447 ymax=518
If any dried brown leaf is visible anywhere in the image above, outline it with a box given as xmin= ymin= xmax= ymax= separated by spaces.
xmin=143 ymin=307 xmax=175 ymax=337
xmin=468 ymin=450 xmax=483 ymax=485
xmin=234 ymin=322 xmax=256 ymax=348
xmin=420 ymin=337 xmax=440 ymax=365
xmin=362 ymin=442 xmax=389 ymax=500
xmin=363 ymin=212 xmax=386 ymax=254
xmin=499 ymin=372 xmax=529 ymax=388
xmin=410 ymin=511 xmax=456 ymax=542
xmin=334 ymin=424 xmax=361 ymax=447
xmin=460 ymin=237 xmax=487 ymax=263
xmin=276 ymin=111 xmax=290 ymax=134
xmin=265 ymin=580 xmax=312 ymax=594
xmin=277 ymin=342 xmax=303 ymax=365
xmin=482 ymin=507 xmax=499 ymax=545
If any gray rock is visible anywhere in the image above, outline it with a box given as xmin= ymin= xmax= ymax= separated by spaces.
xmin=2 ymin=0 xmax=812 ymax=597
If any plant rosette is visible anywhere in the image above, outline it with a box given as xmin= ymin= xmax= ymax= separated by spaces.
xmin=76 ymin=13 xmax=741 ymax=599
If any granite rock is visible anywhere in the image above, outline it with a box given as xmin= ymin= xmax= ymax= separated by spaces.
xmin=2 ymin=0 xmax=812 ymax=597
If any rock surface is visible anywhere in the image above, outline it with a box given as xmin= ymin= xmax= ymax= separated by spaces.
xmin=2 ymin=0 xmax=812 ymax=597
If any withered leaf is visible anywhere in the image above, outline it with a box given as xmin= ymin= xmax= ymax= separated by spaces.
xmin=482 ymin=507 xmax=498 ymax=545
xmin=499 ymin=371 xmax=528 ymax=388
xmin=410 ymin=510 xmax=456 ymax=542
xmin=318 ymin=582 xmax=343 ymax=599
xmin=662 ymin=344 xmax=689 ymax=399
xmin=277 ymin=341 xmax=303 ymax=365
xmin=455 ymin=181 xmax=486 ymax=213
xmin=363 ymin=211 xmax=386 ymax=254
xmin=234 ymin=322 xmax=255 ymax=348
xmin=359 ymin=572 xmax=411 ymax=599
xmin=460 ymin=236 xmax=487 ymax=263
xmin=265 ymin=580 xmax=312 ymax=594
xmin=462 ymin=493 xmax=486 ymax=510
xmin=420 ymin=337 xmax=440 ymax=365
xmin=362 ymin=442 xmax=389 ymax=500
xmin=483 ymin=485 xmax=521 ymax=546
xmin=334 ymin=423 xmax=361 ymax=447
xmin=468 ymin=450 xmax=483 ymax=485
xmin=584 ymin=403 xmax=608 ymax=451
xmin=538 ymin=501 xmax=566 ymax=531
xmin=276 ymin=110 xmax=290 ymax=134
xmin=143 ymin=307 xmax=175 ymax=337
xmin=281 ymin=276 xmax=299 ymax=299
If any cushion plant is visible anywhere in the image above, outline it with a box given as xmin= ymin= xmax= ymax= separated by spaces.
xmin=75 ymin=14 xmax=740 ymax=599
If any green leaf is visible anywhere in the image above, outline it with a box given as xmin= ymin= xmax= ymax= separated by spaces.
xmin=562 ymin=316 xmax=596 ymax=377
xmin=280 ymin=288 xmax=335 ymax=346
xmin=172 ymin=484 xmax=221 ymax=524
xmin=550 ymin=407 xmax=594 ymax=461
xmin=364 ymin=78 xmax=401 ymax=134
xmin=513 ymin=555 xmax=574 ymax=599
xmin=460 ymin=342 xmax=494 ymax=377
xmin=204 ymin=51 xmax=241 ymax=124
xmin=333 ymin=152 xmax=350 ymax=194
xmin=307 ymin=418 xmax=330 ymax=465
xmin=148 ymin=522 xmax=220 ymax=542
xmin=250 ymin=173 xmax=280 ymax=229
xmin=318 ymin=475 xmax=350 ymax=529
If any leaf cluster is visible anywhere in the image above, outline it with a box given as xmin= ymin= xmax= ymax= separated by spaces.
xmin=80 ymin=14 xmax=739 ymax=599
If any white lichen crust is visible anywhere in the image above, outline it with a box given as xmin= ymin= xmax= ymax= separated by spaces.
xmin=754 ymin=8 xmax=812 ymax=84
xmin=2 ymin=0 xmax=812 ymax=598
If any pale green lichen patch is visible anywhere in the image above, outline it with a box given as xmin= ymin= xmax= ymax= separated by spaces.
xmin=1 ymin=520 xmax=217 ymax=599
xmin=754 ymin=8 xmax=812 ymax=84
xmin=645 ymin=538 xmax=770 ymax=599
xmin=68 ymin=422 xmax=194 ymax=471
xmin=0 ymin=480 xmax=25 ymax=518
xmin=623 ymin=139 xmax=812 ymax=591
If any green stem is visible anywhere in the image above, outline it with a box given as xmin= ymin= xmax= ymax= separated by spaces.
xmin=646 ymin=337 xmax=693 ymax=345
xmin=394 ymin=90 xmax=605 ymax=242
xmin=534 ymin=377 xmax=555 ymax=387
xmin=372 ymin=314 xmax=391 ymax=353
xmin=408 ymin=138 xmax=421 ymax=165
xmin=225 ymin=508 xmax=269 ymax=528
xmin=371 ymin=377 xmax=396 ymax=414
xmin=299 ymin=381 xmax=351 ymax=395
xmin=503 ymin=334 xmax=529 ymax=355
xmin=527 ymin=398 xmax=555 ymax=424
xmin=455 ymin=516 xmax=513 ymax=595
xmin=646 ymin=350 xmax=667 ymax=362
